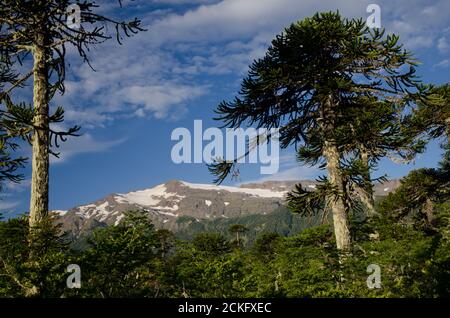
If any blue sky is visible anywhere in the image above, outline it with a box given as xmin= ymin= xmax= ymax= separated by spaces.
xmin=1 ymin=0 xmax=449 ymax=216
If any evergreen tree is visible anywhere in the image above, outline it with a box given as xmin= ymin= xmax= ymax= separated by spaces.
xmin=406 ymin=83 xmax=450 ymax=146
xmin=210 ymin=12 xmax=427 ymax=250
xmin=0 ymin=0 xmax=144 ymax=230
xmin=0 ymin=61 xmax=27 ymax=190
xmin=229 ymin=224 xmax=248 ymax=248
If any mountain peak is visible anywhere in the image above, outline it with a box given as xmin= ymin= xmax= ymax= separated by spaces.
xmin=56 ymin=179 xmax=400 ymax=239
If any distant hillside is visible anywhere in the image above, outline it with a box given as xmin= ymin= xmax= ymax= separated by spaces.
xmin=54 ymin=179 xmax=400 ymax=243
xmin=175 ymin=205 xmax=324 ymax=244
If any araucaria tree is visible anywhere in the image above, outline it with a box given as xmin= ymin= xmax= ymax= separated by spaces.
xmin=0 ymin=62 xmax=27 ymax=189
xmin=407 ymin=84 xmax=450 ymax=145
xmin=0 ymin=1 xmax=144 ymax=230
xmin=211 ymin=12 xmax=427 ymax=250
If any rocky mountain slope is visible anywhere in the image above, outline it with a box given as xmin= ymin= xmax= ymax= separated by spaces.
xmin=56 ymin=179 xmax=400 ymax=238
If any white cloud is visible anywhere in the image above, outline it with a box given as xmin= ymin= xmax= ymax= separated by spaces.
xmin=54 ymin=34 xmax=209 ymax=127
xmin=403 ymin=35 xmax=434 ymax=50
xmin=0 ymin=179 xmax=30 ymax=212
xmin=433 ymin=59 xmax=450 ymax=68
xmin=3 ymin=178 xmax=31 ymax=193
xmin=63 ymin=109 xmax=113 ymax=129
xmin=246 ymin=165 xmax=320 ymax=183
xmin=50 ymin=133 xmax=126 ymax=164
xmin=238 ymin=150 xmax=320 ymax=183
xmin=53 ymin=0 xmax=450 ymax=128
xmin=0 ymin=201 xmax=20 ymax=211
xmin=153 ymin=0 xmax=218 ymax=3
xmin=112 ymin=84 xmax=207 ymax=119
xmin=147 ymin=0 xmax=369 ymax=46
xmin=381 ymin=0 xmax=450 ymax=50
xmin=437 ymin=36 xmax=449 ymax=53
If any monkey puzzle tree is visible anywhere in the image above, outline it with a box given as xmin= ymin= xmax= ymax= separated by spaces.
xmin=330 ymin=95 xmax=425 ymax=215
xmin=228 ymin=224 xmax=248 ymax=248
xmin=0 ymin=62 xmax=27 ymax=190
xmin=0 ymin=123 xmax=26 ymax=190
xmin=384 ymin=83 xmax=450 ymax=226
xmin=210 ymin=12 xmax=425 ymax=250
xmin=0 ymin=1 xmax=144 ymax=229
xmin=406 ymin=84 xmax=450 ymax=146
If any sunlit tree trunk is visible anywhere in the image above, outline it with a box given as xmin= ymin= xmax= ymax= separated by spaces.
xmin=358 ymin=145 xmax=376 ymax=216
xmin=322 ymin=95 xmax=351 ymax=251
xmin=323 ymin=141 xmax=352 ymax=250
xmin=29 ymin=28 xmax=50 ymax=229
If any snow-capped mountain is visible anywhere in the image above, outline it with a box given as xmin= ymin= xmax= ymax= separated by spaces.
xmin=56 ymin=180 xmax=288 ymax=237
xmin=56 ymin=179 xmax=400 ymax=238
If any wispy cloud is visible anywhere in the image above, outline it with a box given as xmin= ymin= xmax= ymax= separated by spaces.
xmin=242 ymin=165 xmax=320 ymax=184
xmin=3 ymin=178 xmax=31 ymax=193
xmin=0 ymin=179 xmax=30 ymax=212
xmin=50 ymin=0 xmax=450 ymax=129
xmin=0 ymin=201 xmax=20 ymax=211
xmin=50 ymin=133 xmax=127 ymax=164
xmin=153 ymin=0 xmax=219 ymax=4
xmin=263 ymin=166 xmax=319 ymax=182
xmin=237 ymin=150 xmax=320 ymax=184
xmin=53 ymin=0 xmax=372 ymax=129
xmin=433 ymin=59 xmax=450 ymax=68
xmin=437 ymin=36 xmax=450 ymax=53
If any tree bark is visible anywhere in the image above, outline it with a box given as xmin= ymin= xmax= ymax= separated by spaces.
xmin=323 ymin=141 xmax=352 ymax=250
xmin=29 ymin=29 xmax=50 ymax=228
xmin=358 ymin=145 xmax=377 ymax=216
xmin=423 ymin=198 xmax=436 ymax=227
xmin=320 ymin=94 xmax=352 ymax=251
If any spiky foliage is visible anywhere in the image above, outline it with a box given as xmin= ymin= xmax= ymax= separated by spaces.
xmin=0 ymin=0 xmax=145 ymax=227
xmin=1 ymin=98 xmax=81 ymax=156
xmin=378 ymin=152 xmax=450 ymax=229
xmin=0 ymin=0 xmax=145 ymax=145
xmin=214 ymin=13 xmax=421 ymax=150
xmin=210 ymin=12 xmax=428 ymax=250
xmin=211 ymin=11 xmax=425 ymax=179
xmin=0 ymin=0 xmax=144 ymax=95
xmin=0 ymin=134 xmax=26 ymax=187
xmin=405 ymin=83 xmax=450 ymax=145
xmin=0 ymin=61 xmax=27 ymax=189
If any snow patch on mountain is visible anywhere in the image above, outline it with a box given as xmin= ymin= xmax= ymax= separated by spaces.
xmin=115 ymin=183 xmax=185 ymax=207
xmin=180 ymin=181 xmax=287 ymax=198
xmin=56 ymin=179 xmax=400 ymax=239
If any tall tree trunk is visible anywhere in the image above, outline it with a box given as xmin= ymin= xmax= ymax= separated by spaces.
xmin=321 ymin=94 xmax=351 ymax=251
xmin=29 ymin=29 xmax=50 ymax=229
xmin=423 ymin=198 xmax=436 ymax=227
xmin=358 ymin=145 xmax=377 ymax=216
xmin=323 ymin=141 xmax=352 ymax=251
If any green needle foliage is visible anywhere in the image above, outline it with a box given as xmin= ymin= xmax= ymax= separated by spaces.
xmin=406 ymin=83 xmax=450 ymax=146
xmin=0 ymin=0 xmax=145 ymax=230
xmin=0 ymin=62 xmax=27 ymax=189
xmin=210 ymin=11 xmax=430 ymax=250
xmin=0 ymin=202 xmax=447 ymax=298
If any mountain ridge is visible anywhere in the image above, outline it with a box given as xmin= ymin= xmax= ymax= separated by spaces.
xmin=55 ymin=179 xmax=401 ymax=238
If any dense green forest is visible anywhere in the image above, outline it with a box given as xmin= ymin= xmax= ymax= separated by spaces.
xmin=0 ymin=5 xmax=449 ymax=298
xmin=0 ymin=164 xmax=449 ymax=297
